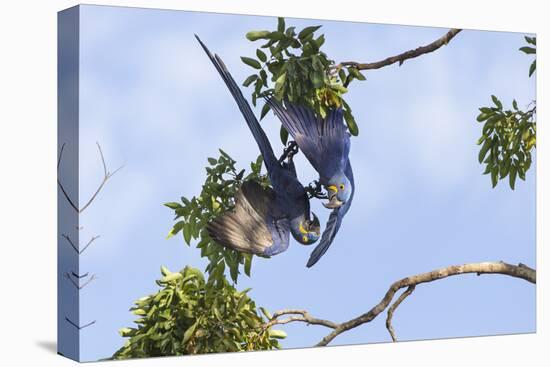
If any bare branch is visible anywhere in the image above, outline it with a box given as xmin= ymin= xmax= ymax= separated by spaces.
xmin=386 ymin=285 xmax=415 ymax=342
xmin=61 ymin=233 xmax=100 ymax=255
xmin=334 ymin=28 xmax=462 ymax=71
xmin=266 ymin=262 xmax=535 ymax=347
xmin=64 ymin=272 xmax=97 ymax=290
xmin=263 ymin=309 xmax=338 ymax=330
xmin=65 ymin=317 xmax=96 ymax=330
xmin=57 ymin=142 xmax=124 ymax=213
xmin=71 ymin=271 xmax=89 ymax=279
xmin=79 ymin=235 xmax=100 ymax=255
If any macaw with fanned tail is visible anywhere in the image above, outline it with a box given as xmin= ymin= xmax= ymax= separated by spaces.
xmin=195 ymin=35 xmax=321 ymax=257
xmin=265 ymin=98 xmax=355 ymax=267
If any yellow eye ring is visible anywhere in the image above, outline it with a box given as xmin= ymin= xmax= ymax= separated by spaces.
xmin=302 ymin=235 xmax=308 ymax=243
xmin=339 ymin=184 xmax=345 ymax=190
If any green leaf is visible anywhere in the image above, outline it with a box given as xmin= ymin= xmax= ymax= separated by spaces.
xmin=160 ymin=265 xmax=171 ymax=276
xmin=476 ymin=112 xmax=490 ymax=122
xmin=277 ymin=17 xmax=285 ymax=33
xmin=119 ymin=328 xmax=134 ymax=337
xmin=207 ymin=157 xmax=217 ymax=165
xmin=243 ymin=74 xmax=258 ymax=87
xmin=246 ymin=30 xmax=271 ymax=41
xmin=274 ymin=72 xmax=287 ymax=98
xmin=491 ymin=166 xmax=499 ymax=188
xmin=315 ymin=34 xmax=326 ymax=48
xmin=519 ymin=46 xmax=536 ymax=54
xmin=348 ymin=67 xmax=366 ymax=81
xmin=529 ymin=60 xmax=536 ymax=77
xmin=311 ymin=70 xmax=325 ymax=88
xmin=241 ymin=56 xmax=262 ymax=69
xmin=343 ymin=110 xmax=359 ymax=136
xmin=260 ymin=307 xmax=272 ymax=320
xmin=244 ymin=254 xmax=252 ymax=276
xmin=280 ymin=126 xmax=289 ymax=145
xmin=509 ymin=165 xmax=517 ymax=190
xmin=298 ymin=25 xmax=322 ymax=40
xmin=268 ymin=329 xmax=287 ymax=339
xmin=164 ymin=202 xmax=181 ymax=209
xmin=161 ymin=272 xmax=183 ymax=283
xmin=182 ymin=321 xmax=198 ymax=344
xmin=525 ymin=36 xmax=536 ymax=45
xmin=260 ymin=103 xmax=271 ymax=120
xmin=256 ymin=49 xmax=267 ymax=63
xmin=491 ymin=95 xmax=502 ymax=109
xmin=478 ymin=138 xmax=492 ymax=164
xmin=166 ymin=221 xmax=185 ymax=239
xmin=183 ymin=223 xmax=192 ymax=245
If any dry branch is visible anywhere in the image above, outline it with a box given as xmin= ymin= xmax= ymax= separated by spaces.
xmin=263 ymin=262 xmax=535 ymax=346
xmin=61 ymin=233 xmax=100 ymax=255
xmin=334 ymin=28 xmax=462 ymax=71
xmin=57 ymin=142 xmax=124 ymax=213
xmin=65 ymin=317 xmax=96 ymax=330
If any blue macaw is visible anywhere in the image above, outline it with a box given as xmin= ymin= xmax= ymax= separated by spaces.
xmin=196 ymin=35 xmax=321 ymax=257
xmin=265 ymin=99 xmax=355 ymax=267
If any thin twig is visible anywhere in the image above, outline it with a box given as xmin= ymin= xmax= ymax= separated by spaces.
xmin=333 ymin=28 xmax=462 ymax=71
xmin=79 ymin=235 xmax=100 ymax=255
xmin=65 ymin=317 xmax=96 ymax=330
xmin=64 ymin=272 xmax=97 ymax=290
xmin=71 ymin=271 xmax=89 ymax=279
xmin=386 ymin=285 xmax=415 ymax=342
xmin=57 ymin=142 xmax=124 ymax=214
xmin=264 ymin=262 xmax=535 ymax=347
xmin=61 ymin=233 xmax=100 ymax=255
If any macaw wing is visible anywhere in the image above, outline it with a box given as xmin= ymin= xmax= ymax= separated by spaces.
xmin=306 ymin=160 xmax=354 ymax=267
xmin=207 ymin=180 xmax=290 ymax=257
xmin=265 ymin=97 xmax=350 ymax=179
xmin=195 ymin=35 xmax=278 ymax=171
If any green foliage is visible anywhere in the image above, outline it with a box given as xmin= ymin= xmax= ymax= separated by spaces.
xmin=520 ymin=36 xmax=536 ymax=77
xmin=165 ymin=149 xmax=269 ymax=283
xmin=475 ymin=36 xmax=536 ymax=190
xmin=476 ymin=96 xmax=536 ymax=190
xmin=242 ymin=17 xmax=365 ymax=138
xmin=112 ymin=266 xmax=284 ymax=359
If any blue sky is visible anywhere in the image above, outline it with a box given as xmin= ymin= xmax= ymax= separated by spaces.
xmin=73 ymin=5 xmax=535 ymax=361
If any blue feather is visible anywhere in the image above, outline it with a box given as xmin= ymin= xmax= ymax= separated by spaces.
xmin=306 ymin=160 xmax=354 ymax=267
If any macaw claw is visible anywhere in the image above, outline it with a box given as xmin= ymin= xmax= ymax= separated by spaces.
xmin=278 ymin=141 xmax=299 ymax=163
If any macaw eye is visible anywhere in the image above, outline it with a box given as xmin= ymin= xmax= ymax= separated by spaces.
xmin=339 ymin=184 xmax=345 ymax=190
xmin=302 ymin=235 xmax=308 ymax=243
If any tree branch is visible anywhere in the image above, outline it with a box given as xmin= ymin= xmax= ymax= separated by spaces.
xmin=264 ymin=309 xmax=338 ymax=330
xmin=61 ymin=233 xmax=100 ymax=255
xmin=265 ymin=262 xmax=535 ymax=346
xmin=334 ymin=28 xmax=462 ymax=71
xmin=57 ymin=142 xmax=124 ymax=214
xmin=65 ymin=317 xmax=96 ymax=330
xmin=386 ymin=285 xmax=415 ymax=342
xmin=64 ymin=272 xmax=97 ymax=290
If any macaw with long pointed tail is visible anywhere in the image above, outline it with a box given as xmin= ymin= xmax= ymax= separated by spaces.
xmin=265 ymin=98 xmax=355 ymax=267
xmin=195 ymin=35 xmax=321 ymax=257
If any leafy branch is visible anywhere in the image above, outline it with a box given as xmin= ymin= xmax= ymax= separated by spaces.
xmin=242 ymin=17 xmax=365 ymax=137
xmin=476 ymin=36 xmax=536 ymax=189
xmin=165 ymin=149 xmax=269 ymax=283
xmin=113 ymin=266 xmax=285 ymax=358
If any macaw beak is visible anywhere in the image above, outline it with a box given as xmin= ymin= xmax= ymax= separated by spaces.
xmin=323 ymin=188 xmax=344 ymax=209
